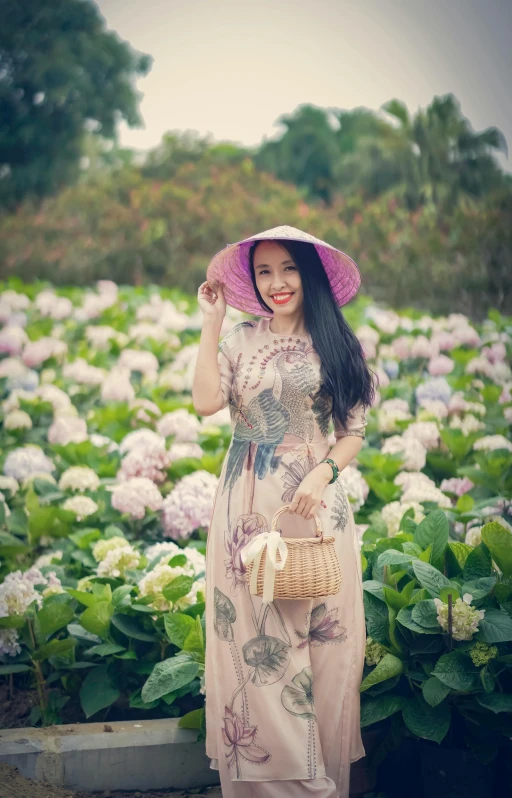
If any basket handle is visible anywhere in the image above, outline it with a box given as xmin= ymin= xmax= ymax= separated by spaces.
xmin=271 ymin=504 xmax=323 ymax=540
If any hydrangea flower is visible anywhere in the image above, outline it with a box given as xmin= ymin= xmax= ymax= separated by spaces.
xmin=62 ymin=359 xmax=106 ymax=386
xmin=93 ymin=536 xmax=131 ymax=562
xmin=48 ymin=416 xmax=88 ymax=446
xmin=130 ymin=398 xmax=162 ymax=423
xmin=117 ymin=440 xmax=171 ymax=484
xmin=0 ymin=476 xmax=19 ymax=494
xmin=440 ymin=477 xmax=474 ymax=498
xmin=382 ymin=501 xmax=425 ymax=537
xmin=118 ymin=349 xmax=159 ymax=376
xmin=138 ymin=563 xmax=192 ymax=611
xmin=470 ymin=642 xmax=498 ymax=667
xmin=119 ymin=429 xmax=165 ymax=455
xmin=162 ymin=470 xmax=219 ymax=540
xmin=415 ymin=377 xmax=452 ymax=406
xmin=109 ymin=477 xmax=163 ymax=520
xmin=434 ymin=593 xmax=485 ymax=641
xmin=403 ymin=421 xmax=440 ymax=451
xmin=101 ymin=367 xmax=135 ymax=403
xmin=156 ymin=408 xmax=200 ymax=441
xmin=42 ymin=572 xmax=65 ymax=598
xmin=4 ymin=445 xmax=55 ymax=481
xmin=37 ymin=384 xmax=73 ymax=412
xmin=339 ymin=465 xmax=369 ymax=513
xmin=97 ymin=545 xmax=141 ymax=578
xmin=59 ymin=466 xmax=100 ymax=492
xmin=0 ymin=325 xmax=28 ymax=355
xmin=62 ymin=496 xmax=99 ymax=521
xmin=449 ymin=414 xmax=485 ymax=435
xmin=377 ymin=398 xmax=412 ymax=433
xmin=34 ymin=550 xmax=63 ymax=569
xmin=168 ymin=442 xmax=203 ymax=463
xmin=465 ymin=526 xmax=483 ymax=547
xmin=365 ymin=637 xmax=387 ymax=666
xmin=473 ymin=435 xmax=512 ymax=453
xmin=381 ymin=435 xmax=427 ymax=471
xmin=4 ymin=410 xmax=32 ymax=430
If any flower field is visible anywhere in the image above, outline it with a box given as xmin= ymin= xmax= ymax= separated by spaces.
xmin=0 ymin=280 xmax=511 ymax=766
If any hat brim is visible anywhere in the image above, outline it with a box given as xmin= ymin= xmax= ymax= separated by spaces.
xmin=206 ymin=227 xmax=361 ymax=316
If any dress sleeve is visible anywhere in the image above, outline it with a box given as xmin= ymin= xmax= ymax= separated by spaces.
xmin=333 ymin=400 xmax=368 ymax=441
xmin=217 ymin=339 xmax=234 ymax=410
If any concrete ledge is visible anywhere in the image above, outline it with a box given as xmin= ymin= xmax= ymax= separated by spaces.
xmin=0 ymin=718 xmax=220 ymax=792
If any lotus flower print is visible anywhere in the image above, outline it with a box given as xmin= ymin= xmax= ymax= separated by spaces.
xmin=222 ymin=705 xmax=271 ymax=772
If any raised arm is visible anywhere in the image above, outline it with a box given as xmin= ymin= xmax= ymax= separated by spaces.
xmin=192 ymin=281 xmax=231 ymax=416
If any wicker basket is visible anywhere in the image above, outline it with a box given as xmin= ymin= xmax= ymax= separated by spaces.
xmin=243 ymin=504 xmax=342 ymax=600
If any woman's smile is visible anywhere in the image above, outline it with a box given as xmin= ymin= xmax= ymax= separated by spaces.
xmin=270 ymin=292 xmax=294 ymax=305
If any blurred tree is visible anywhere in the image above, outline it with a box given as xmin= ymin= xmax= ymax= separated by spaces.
xmin=142 ymin=131 xmax=252 ymax=181
xmin=0 ymin=0 xmax=151 ymax=208
xmin=255 ymin=104 xmax=341 ymax=205
xmin=382 ymin=94 xmax=508 ymax=208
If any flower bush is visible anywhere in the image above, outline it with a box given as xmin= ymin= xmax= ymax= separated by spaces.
xmin=0 ymin=281 xmax=510 ymax=761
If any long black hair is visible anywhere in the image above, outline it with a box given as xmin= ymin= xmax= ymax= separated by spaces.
xmin=249 ymin=239 xmax=377 ymax=430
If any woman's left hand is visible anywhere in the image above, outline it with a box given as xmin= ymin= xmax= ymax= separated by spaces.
xmin=289 ymin=463 xmax=333 ymax=519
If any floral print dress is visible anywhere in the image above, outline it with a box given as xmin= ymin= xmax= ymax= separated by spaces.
xmin=204 ymin=318 xmax=367 ymax=797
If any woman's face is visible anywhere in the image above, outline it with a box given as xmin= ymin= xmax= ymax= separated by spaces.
xmin=253 ymin=241 xmax=304 ymax=318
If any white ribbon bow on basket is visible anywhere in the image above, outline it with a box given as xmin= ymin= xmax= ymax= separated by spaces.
xmin=241 ymin=530 xmax=288 ymax=602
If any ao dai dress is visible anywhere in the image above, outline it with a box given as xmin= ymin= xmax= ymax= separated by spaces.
xmin=204 ymin=317 xmax=368 ymax=798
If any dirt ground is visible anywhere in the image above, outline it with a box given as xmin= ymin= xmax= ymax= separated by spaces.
xmin=0 ymin=764 xmax=222 ymax=798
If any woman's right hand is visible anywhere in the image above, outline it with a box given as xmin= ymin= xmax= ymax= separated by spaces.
xmin=198 ymin=280 xmax=226 ymax=323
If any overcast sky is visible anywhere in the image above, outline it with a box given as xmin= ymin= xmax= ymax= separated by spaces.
xmin=97 ymin=0 xmax=511 ymax=167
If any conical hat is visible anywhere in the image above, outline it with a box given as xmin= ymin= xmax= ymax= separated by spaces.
xmin=206 ymin=225 xmax=361 ymax=316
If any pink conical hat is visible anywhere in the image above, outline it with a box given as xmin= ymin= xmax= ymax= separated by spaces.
xmin=206 ymin=225 xmax=361 ymax=316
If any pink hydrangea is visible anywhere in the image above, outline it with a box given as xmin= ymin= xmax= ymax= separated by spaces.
xmin=48 ymin=416 xmax=88 ymax=446
xmin=118 ymin=349 xmax=159 ymax=376
xmin=110 ymin=477 xmax=163 ymax=520
xmin=23 ymin=337 xmax=67 ymax=368
xmin=157 ymin=409 xmax=200 ymax=441
xmin=0 ymin=326 xmax=28 ymax=355
xmin=117 ymin=441 xmax=171 ymax=484
xmin=428 ymin=355 xmax=454 ymax=376
xmin=162 ymin=470 xmax=219 ymax=540
xmin=63 ymin=359 xmax=106 ymax=386
xmin=440 ymin=477 xmax=475 ymax=497
xmin=411 ymin=336 xmax=438 ymax=359
xmin=168 ymin=442 xmax=203 ymax=462
xmin=101 ymin=367 xmax=135 ymax=403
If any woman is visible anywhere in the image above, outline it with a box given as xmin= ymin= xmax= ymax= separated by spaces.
xmin=193 ymin=225 xmax=376 ymax=798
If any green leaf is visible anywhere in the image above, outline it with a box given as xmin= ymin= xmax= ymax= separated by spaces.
xmin=360 ymin=694 xmax=405 ymax=727
xmin=169 ymin=554 xmax=188 ymax=568
xmin=111 ymin=614 xmax=156 ymax=642
xmin=383 ymin=586 xmax=410 ymax=613
xmin=362 ymin=580 xmax=386 ymax=602
xmin=178 ymin=708 xmax=204 ymax=729
xmin=66 ymin=587 xmax=101 ymax=607
xmin=111 ymin=585 xmax=134 ymax=608
xmin=164 ymin=613 xmax=195 ymax=648
xmin=396 ymin=606 xmax=438 ymax=634
xmin=422 ymin=676 xmax=451 ymax=707
xmin=377 ymin=550 xmax=413 ymax=568
xmin=477 ymin=608 xmax=512 ymax=643
xmin=412 ymin=560 xmax=451 ymax=598
xmin=162 ymin=575 xmax=194 ymax=603
xmin=0 ymin=615 xmax=27 ymax=629
xmin=433 ymin=651 xmax=480 ymax=691
xmin=86 ymin=643 xmax=126 ymax=657
xmin=33 ymin=637 xmax=76 ymax=661
xmin=80 ymin=665 xmax=120 ymax=719
xmin=456 ymin=494 xmax=474 ymax=513
xmin=0 ymin=664 xmax=31 ymax=675
xmin=0 ymin=531 xmax=28 ymax=556
xmin=411 ymin=600 xmax=441 ymax=630
xmin=481 ymin=522 xmax=512 ymax=577
xmin=402 ymin=696 xmax=450 ymax=743
xmin=364 ymin=591 xmax=389 ymax=644
xmin=448 ymin=542 xmax=473 ymax=571
xmin=80 ymin=601 xmax=114 ymax=639
xmin=413 ymin=510 xmax=449 ymax=570
xmin=182 ymin=616 xmax=204 ymax=657
xmin=360 ymin=654 xmax=403 ymax=692
xmin=463 ymin=543 xmax=492 ymax=581
xmin=141 ymin=658 xmax=199 ymax=703
xmin=476 ymin=694 xmax=512 ymax=714
xmin=461 ymin=577 xmax=496 ymax=602
xmin=439 ymin=585 xmax=461 ymax=604
xmin=35 ymin=603 xmax=74 ymax=640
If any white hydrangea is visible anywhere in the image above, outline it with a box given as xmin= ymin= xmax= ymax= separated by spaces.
xmin=0 ymin=476 xmax=19 ymax=494
xmin=119 ymin=429 xmax=165 ymax=455
xmin=381 ymin=435 xmax=427 ymax=471
xmin=97 ymin=545 xmax=141 ymax=578
xmin=0 ymin=568 xmax=46 ymax=618
xmin=101 ymin=366 xmax=135 ymax=403
xmin=338 ymin=465 xmax=369 ymax=512
xmin=382 ymin=501 xmax=425 ymax=537
xmin=2 ymin=388 xmax=36 ymax=414
xmin=41 ymin=572 xmax=65 ymax=598
xmin=138 ymin=563 xmax=191 ymax=611
xmin=434 ymin=593 xmax=485 ymax=641
xmin=34 ymin=550 xmax=63 ymax=569
xmin=62 ymin=495 xmax=98 ymax=521
xmin=59 ymin=466 xmax=100 ymax=492
xmin=144 ymin=540 xmax=182 ymax=565
xmin=48 ymin=415 xmax=88 ymax=446
xmin=4 ymin=410 xmax=32 ymax=430
xmin=416 ymin=399 xmax=449 ymax=421
xmin=403 ymin=421 xmax=440 ymax=451
xmin=465 ymin=526 xmax=483 ymax=547
xmin=377 ymin=398 xmax=412 ymax=433
xmin=449 ymin=414 xmax=485 ymax=435
xmin=0 ymin=627 xmax=22 ymax=657
xmin=156 ymin=409 xmax=201 ymax=442
xmin=473 ymin=435 xmax=512 ymax=453
xmin=162 ymin=470 xmax=219 ymax=540
xmin=37 ymin=384 xmax=73 ymax=412
xmin=4 ymin=445 xmax=55 ymax=481
xmin=401 ymin=482 xmax=452 ymax=509
xmin=92 ymin=536 xmax=131 ymax=562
